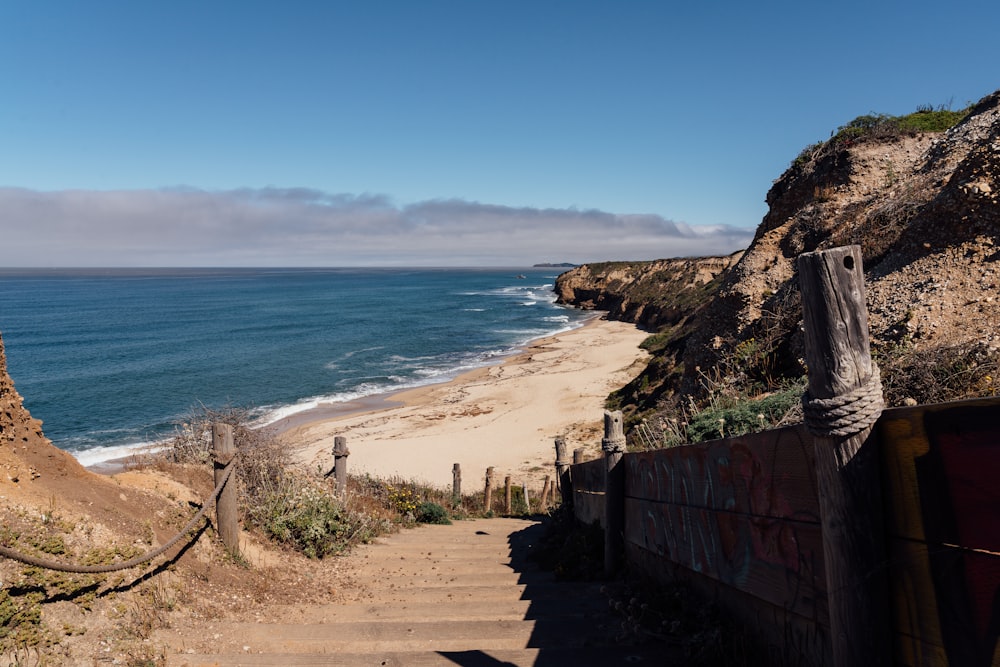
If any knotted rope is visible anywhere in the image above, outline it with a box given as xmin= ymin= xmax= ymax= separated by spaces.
xmin=802 ymin=364 xmax=885 ymax=437
xmin=0 ymin=458 xmax=237 ymax=574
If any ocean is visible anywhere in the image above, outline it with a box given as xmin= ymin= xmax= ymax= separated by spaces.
xmin=0 ymin=267 xmax=590 ymax=467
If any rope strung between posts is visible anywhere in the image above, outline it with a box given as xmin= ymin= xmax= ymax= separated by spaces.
xmin=802 ymin=364 xmax=885 ymax=437
xmin=0 ymin=457 xmax=237 ymax=574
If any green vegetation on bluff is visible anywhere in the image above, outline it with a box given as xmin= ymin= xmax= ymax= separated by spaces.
xmin=795 ymin=104 xmax=972 ymax=166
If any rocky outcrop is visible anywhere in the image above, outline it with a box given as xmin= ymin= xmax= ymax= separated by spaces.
xmin=0 ymin=331 xmax=48 ymax=452
xmin=554 ymin=254 xmax=741 ymax=331
xmin=557 ymin=89 xmax=1000 ymax=416
xmin=0 ymin=330 xmax=90 ymax=490
xmin=720 ymin=91 xmax=1000 ymax=358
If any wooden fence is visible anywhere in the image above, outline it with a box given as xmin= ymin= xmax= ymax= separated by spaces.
xmin=563 ymin=246 xmax=1000 ymax=667
xmin=568 ymin=399 xmax=1000 ymax=666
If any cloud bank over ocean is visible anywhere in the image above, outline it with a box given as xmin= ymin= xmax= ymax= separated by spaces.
xmin=0 ymin=187 xmax=753 ymax=266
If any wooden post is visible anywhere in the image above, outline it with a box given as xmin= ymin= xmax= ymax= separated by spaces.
xmin=211 ymin=423 xmax=240 ymax=555
xmin=484 ymin=467 xmax=495 ymax=514
xmin=540 ymin=475 xmax=551 ymax=510
xmin=554 ymin=437 xmax=571 ymax=505
xmin=602 ymin=410 xmax=626 ymax=577
xmin=333 ymin=436 xmax=350 ymax=498
xmin=452 ymin=463 xmax=462 ymax=500
xmin=573 ymin=448 xmax=585 ymax=464
xmin=798 ymin=245 xmax=889 ymax=667
xmin=523 ymin=481 xmax=530 ymax=512
xmin=504 ymin=475 xmax=513 ymax=515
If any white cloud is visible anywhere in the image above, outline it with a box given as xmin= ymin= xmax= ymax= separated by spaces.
xmin=0 ymin=187 xmax=753 ymax=266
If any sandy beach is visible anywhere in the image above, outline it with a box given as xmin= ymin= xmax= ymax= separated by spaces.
xmin=281 ymin=317 xmax=650 ymax=488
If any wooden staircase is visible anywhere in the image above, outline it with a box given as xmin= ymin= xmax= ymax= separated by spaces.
xmin=158 ymin=517 xmax=676 ymax=666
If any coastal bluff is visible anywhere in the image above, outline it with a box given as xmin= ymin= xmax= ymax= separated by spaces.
xmin=555 ymin=88 xmax=1000 ymax=417
xmin=0 ymin=332 xmax=47 ymax=454
xmin=0 ymin=330 xmax=88 ymax=492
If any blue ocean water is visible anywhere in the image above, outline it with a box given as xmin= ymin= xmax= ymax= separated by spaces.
xmin=0 ymin=268 xmax=589 ymax=466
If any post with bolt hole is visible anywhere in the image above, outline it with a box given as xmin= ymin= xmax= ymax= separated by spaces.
xmin=798 ymin=245 xmax=889 ymax=667
xmin=211 ymin=422 xmax=240 ymax=555
xmin=602 ymin=410 xmax=626 ymax=576
xmin=554 ymin=436 xmax=572 ymax=505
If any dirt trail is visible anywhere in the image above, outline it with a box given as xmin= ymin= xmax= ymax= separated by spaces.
xmin=154 ymin=518 xmax=676 ymax=666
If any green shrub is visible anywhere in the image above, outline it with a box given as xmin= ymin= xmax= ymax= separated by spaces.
xmin=415 ymin=501 xmax=451 ymax=525
xmin=0 ymin=589 xmax=47 ymax=649
xmin=898 ymin=107 xmax=969 ymax=132
xmin=249 ymin=482 xmax=372 ymax=558
xmin=684 ymin=383 xmax=804 ymax=444
xmin=827 ymin=105 xmax=970 ymax=149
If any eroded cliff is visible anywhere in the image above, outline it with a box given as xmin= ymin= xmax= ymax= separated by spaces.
xmin=558 ymin=90 xmax=1000 ymax=422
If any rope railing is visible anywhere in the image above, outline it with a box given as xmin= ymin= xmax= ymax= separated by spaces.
xmin=0 ymin=457 xmax=237 ymax=574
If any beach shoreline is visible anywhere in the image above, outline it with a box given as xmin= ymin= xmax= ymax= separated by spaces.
xmin=280 ymin=316 xmax=650 ymax=488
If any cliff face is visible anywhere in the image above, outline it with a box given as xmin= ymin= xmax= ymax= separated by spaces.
xmin=0 ymin=330 xmax=93 ymax=495
xmin=1 ymin=332 xmax=49 ymax=475
xmin=554 ymin=254 xmax=741 ymax=330
xmin=557 ymin=90 xmax=1000 ymax=417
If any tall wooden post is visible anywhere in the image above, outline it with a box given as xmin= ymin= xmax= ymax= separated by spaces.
xmin=333 ymin=436 xmax=350 ymax=498
xmin=452 ymin=463 xmax=462 ymax=500
xmin=554 ymin=437 xmax=571 ymax=505
xmin=540 ymin=475 xmax=552 ymax=510
xmin=484 ymin=467 xmax=495 ymax=514
xmin=504 ymin=475 xmax=513 ymax=515
xmin=602 ymin=410 xmax=626 ymax=576
xmin=211 ymin=423 xmax=239 ymax=555
xmin=798 ymin=245 xmax=889 ymax=667
xmin=523 ymin=481 xmax=530 ymax=512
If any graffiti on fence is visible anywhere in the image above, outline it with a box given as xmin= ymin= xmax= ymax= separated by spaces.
xmin=625 ymin=425 xmax=826 ymax=619
xmin=879 ymin=400 xmax=1000 ymax=667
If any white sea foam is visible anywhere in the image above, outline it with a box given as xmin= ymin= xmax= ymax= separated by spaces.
xmin=73 ymin=442 xmax=166 ymax=468
xmin=55 ymin=272 xmax=591 ymax=467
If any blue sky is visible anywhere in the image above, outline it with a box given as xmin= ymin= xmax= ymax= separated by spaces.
xmin=1 ymin=1 xmax=997 ymax=266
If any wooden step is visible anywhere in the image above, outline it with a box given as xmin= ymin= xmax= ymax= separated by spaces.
xmin=156 ymin=518 xmax=681 ymax=666
xmin=260 ymin=596 xmax=612 ymax=623
xmin=160 ymin=617 xmax=620 ymax=654
xmin=167 ymin=644 xmax=674 ymax=666
xmin=341 ymin=582 xmax=606 ymax=605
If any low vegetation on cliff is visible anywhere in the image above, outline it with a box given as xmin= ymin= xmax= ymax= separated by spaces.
xmin=558 ymin=90 xmax=1000 ymax=448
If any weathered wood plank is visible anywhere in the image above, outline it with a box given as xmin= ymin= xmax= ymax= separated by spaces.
xmin=624 ymin=424 xmax=820 ymax=521
xmin=554 ymin=436 xmax=571 ymax=505
xmin=799 ymin=245 xmax=889 ymax=667
xmin=603 ymin=410 xmax=627 ymax=575
xmin=878 ymin=398 xmax=1000 ymax=666
xmin=212 ymin=423 xmax=239 ymax=554
xmin=572 ymin=449 xmax=607 ymax=526
xmin=626 ymin=542 xmax=832 ymax=667
xmin=878 ymin=398 xmax=1000 ymax=550
xmin=573 ymin=489 xmax=605 ymax=528
xmin=886 ymin=536 xmax=1000 ymax=667
xmin=624 ymin=496 xmax=827 ymax=622
xmin=571 ymin=458 xmax=605 ymax=494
